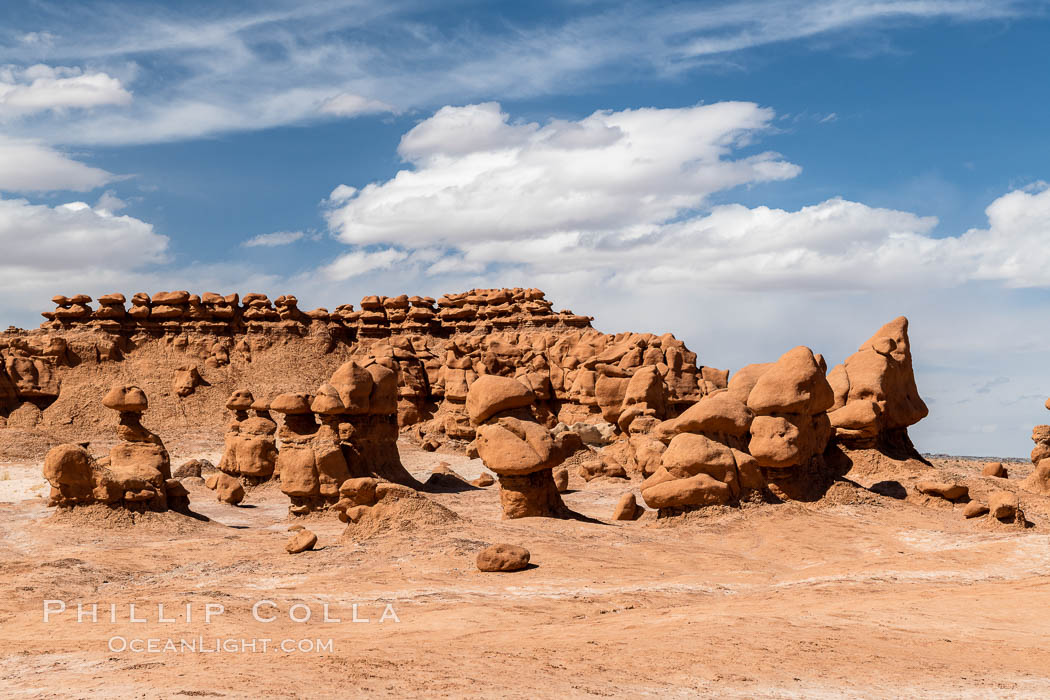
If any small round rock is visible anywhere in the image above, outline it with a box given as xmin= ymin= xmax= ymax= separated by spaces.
xmin=476 ymin=543 xmax=530 ymax=572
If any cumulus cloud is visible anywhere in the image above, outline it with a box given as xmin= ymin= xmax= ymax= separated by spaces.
xmin=326 ymin=102 xmax=800 ymax=246
xmin=242 ymin=230 xmax=306 ymax=247
xmin=956 ymin=183 xmax=1050 ymax=287
xmin=0 ymin=197 xmax=166 ymax=269
xmin=322 ymin=249 xmax=408 ymax=281
xmin=0 ymin=64 xmax=131 ymax=116
xmin=0 ymin=136 xmax=115 ymax=192
xmin=320 ymin=102 xmax=1050 ymax=296
xmin=0 ymin=196 xmax=168 ymax=301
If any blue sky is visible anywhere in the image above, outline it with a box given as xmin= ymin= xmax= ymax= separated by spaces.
xmin=1 ymin=0 xmax=1049 ymax=456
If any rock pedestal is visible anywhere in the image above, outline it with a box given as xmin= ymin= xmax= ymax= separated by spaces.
xmin=217 ymin=389 xmax=278 ymax=484
xmin=468 ymin=375 xmax=571 ymax=519
xmin=42 ymin=384 xmax=187 ymax=513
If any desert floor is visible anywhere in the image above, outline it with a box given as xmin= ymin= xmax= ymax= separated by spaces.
xmin=1 ymin=437 xmax=1049 ymax=699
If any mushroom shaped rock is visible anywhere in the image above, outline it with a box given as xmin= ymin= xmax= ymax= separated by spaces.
xmin=671 ymin=392 xmax=754 ymax=439
xmin=226 ymin=390 xmax=255 ymax=412
xmin=270 ymin=393 xmax=312 ymax=415
xmin=466 ymin=375 xmax=535 ymax=425
xmin=102 ymin=384 xmax=149 ymax=413
xmin=475 ymin=417 xmax=555 ymax=476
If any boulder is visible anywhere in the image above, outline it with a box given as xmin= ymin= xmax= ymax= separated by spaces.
xmin=747 ymin=346 xmax=834 ymax=416
xmin=475 ymin=417 xmax=555 ymax=476
xmin=471 ymin=472 xmax=495 ymax=488
xmin=612 ymin=492 xmax=640 ymax=521
xmin=963 ymin=501 xmax=989 ymax=518
xmin=207 ymin=472 xmax=245 ymax=504
xmin=988 ymin=490 xmax=1019 ymax=521
xmin=916 ymin=481 xmax=968 ymax=501
xmin=553 ymin=466 xmax=569 ymax=492
xmin=641 ymin=472 xmax=731 ymax=510
xmin=982 ymin=462 xmax=1008 ymax=478
xmin=286 ymin=530 xmax=318 ymax=554
xmin=671 ymin=392 xmax=754 ymax=438
xmin=476 ymin=544 xmax=531 ymax=572
xmin=102 ymin=385 xmax=148 ymax=412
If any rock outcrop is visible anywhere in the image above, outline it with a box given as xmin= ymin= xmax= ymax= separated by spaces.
xmin=637 ymin=345 xmax=831 ymax=514
xmin=1025 ymin=401 xmax=1050 ymax=495
xmin=217 ymin=390 xmax=278 ymax=483
xmin=826 ymin=317 xmax=928 ymax=449
xmin=2 ymin=288 xmax=723 ymax=450
xmin=266 ymin=359 xmax=416 ymax=516
xmin=42 ymin=384 xmax=188 ymax=512
xmin=469 ymin=375 xmax=572 ymax=519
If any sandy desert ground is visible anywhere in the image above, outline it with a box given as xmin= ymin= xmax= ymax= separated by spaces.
xmin=1 ymin=437 xmax=1049 ymax=699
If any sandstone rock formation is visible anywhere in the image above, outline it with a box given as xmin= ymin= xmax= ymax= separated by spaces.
xmin=826 ymin=317 xmax=928 ymax=449
xmin=205 ymin=472 xmax=245 ymax=504
xmin=476 ymin=543 xmax=531 ymax=572
xmin=982 ymin=462 xmax=1008 ymax=478
xmin=1023 ymin=399 xmax=1050 ymax=495
xmin=264 ymin=358 xmax=417 ymax=515
xmin=1031 ymin=423 xmax=1050 ymax=468
xmin=217 ymin=390 xmax=278 ymax=483
xmin=469 ymin=375 xmax=572 ymax=519
xmin=2 ymin=288 xmax=724 ymax=449
xmin=637 ymin=345 xmax=831 ymax=513
xmin=12 ymin=295 xmax=936 ymax=523
xmin=42 ymin=385 xmax=187 ymax=513
xmin=286 ymin=529 xmax=317 ymax=554
xmin=271 ymin=391 xmax=351 ymax=515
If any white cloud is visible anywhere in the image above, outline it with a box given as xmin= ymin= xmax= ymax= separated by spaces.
xmin=321 ymin=249 xmax=407 ymax=281
xmin=326 ymin=102 xmax=800 ymax=246
xmin=319 ymin=93 xmax=396 ymax=117
xmin=0 ymin=1 xmax=1032 ymax=145
xmin=0 ymin=64 xmax=131 ymax=116
xmin=321 ymin=102 xmax=1050 ymax=296
xmin=242 ymin=230 xmax=306 ymax=248
xmin=0 ymin=196 xmax=168 ymax=299
xmin=955 ymin=183 xmax=1050 ymax=287
xmin=0 ymin=136 xmax=114 ymax=192
xmin=94 ymin=189 xmax=127 ymax=213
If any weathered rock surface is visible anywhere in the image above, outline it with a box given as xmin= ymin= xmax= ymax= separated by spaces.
xmin=476 ymin=544 xmax=531 ymax=572
xmin=42 ymin=384 xmax=185 ymax=513
xmin=826 ymin=317 xmax=928 ymax=448
xmin=286 ymin=529 xmax=317 ymax=554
